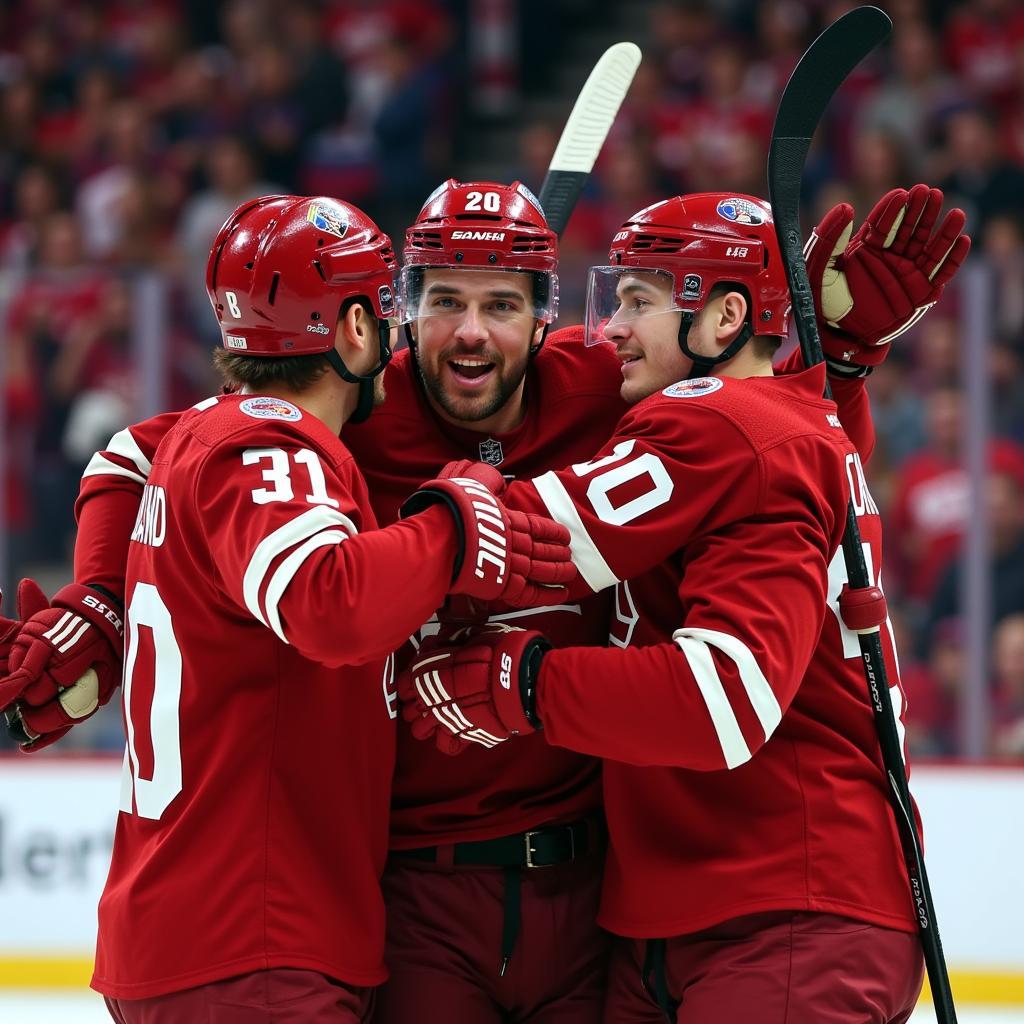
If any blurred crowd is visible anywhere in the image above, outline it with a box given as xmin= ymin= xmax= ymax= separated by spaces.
xmin=2 ymin=0 xmax=1024 ymax=758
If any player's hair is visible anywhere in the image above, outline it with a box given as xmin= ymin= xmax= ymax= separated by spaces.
xmin=701 ymin=281 xmax=783 ymax=359
xmin=213 ymin=297 xmax=375 ymax=390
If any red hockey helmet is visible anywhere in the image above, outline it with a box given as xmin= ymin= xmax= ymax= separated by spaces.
xmin=585 ymin=193 xmax=792 ymax=347
xmin=206 ymin=195 xmax=398 ymax=357
xmin=398 ymin=179 xmax=559 ymax=324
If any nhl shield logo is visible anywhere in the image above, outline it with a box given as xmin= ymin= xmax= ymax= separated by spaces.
xmin=479 ymin=438 xmax=504 ymax=466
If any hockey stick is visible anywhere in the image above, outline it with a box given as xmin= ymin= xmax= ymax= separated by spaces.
xmin=767 ymin=8 xmax=957 ymax=1023
xmin=539 ymin=42 xmax=642 ymax=237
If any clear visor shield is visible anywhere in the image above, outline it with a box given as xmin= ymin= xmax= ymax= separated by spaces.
xmin=397 ymin=265 xmax=558 ymax=326
xmin=584 ymin=267 xmax=687 ymax=346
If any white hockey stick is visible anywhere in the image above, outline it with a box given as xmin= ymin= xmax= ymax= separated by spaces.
xmin=538 ymin=41 xmax=642 ymax=237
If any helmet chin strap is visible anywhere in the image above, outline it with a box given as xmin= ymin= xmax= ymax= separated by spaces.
xmin=677 ymin=312 xmax=754 ymax=380
xmin=326 ymin=318 xmax=393 ymax=425
xmin=529 ymin=322 xmax=550 ymax=357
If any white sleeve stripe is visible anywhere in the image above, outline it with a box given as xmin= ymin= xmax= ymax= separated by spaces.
xmin=243 ymin=506 xmax=358 ymax=629
xmin=264 ymin=530 xmax=350 ymax=643
xmin=530 ymin=471 xmax=619 ymax=593
xmin=106 ymin=428 xmax=153 ymax=477
xmin=82 ymin=452 xmax=148 ymax=485
xmin=672 ymin=626 xmax=783 ymax=769
xmin=674 ymin=632 xmax=752 ymax=769
xmin=57 ymin=619 xmax=92 ymax=654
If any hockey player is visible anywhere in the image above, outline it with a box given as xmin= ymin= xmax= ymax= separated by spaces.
xmin=0 ymin=183 xmax=967 ymax=1024
xmin=397 ymin=191 xmax=970 ymax=1023
xmin=44 ymin=194 xmax=573 ymax=1023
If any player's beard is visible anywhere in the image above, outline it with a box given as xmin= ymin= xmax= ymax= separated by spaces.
xmin=418 ymin=345 xmax=530 ymax=424
xmin=373 ymin=374 xmax=386 ymax=408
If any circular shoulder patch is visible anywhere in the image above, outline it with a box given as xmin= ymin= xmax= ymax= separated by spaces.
xmin=239 ymin=396 xmax=303 ymax=421
xmin=663 ymin=377 xmax=724 ymax=399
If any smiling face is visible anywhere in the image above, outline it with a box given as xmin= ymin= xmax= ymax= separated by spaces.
xmin=412 ymin=268 xmax=543 ymax=430
xmin=602 ymin=272 xmax=692 ymax=403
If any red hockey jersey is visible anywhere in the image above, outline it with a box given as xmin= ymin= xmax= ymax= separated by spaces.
xmin=92 ymin=394 xmax=458 ymax=999
xmin=75 ymin=331 xmax=878 ymax=854
xmin=343 ymin=329 xmax=627 ymax=845
xmin=502 ymin=365 xmax=918 ymax=938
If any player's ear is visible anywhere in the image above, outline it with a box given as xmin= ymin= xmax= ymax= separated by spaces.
xmin=715 ymin=290 xmax=748 ymax=343
xmin=336 ymin=300 xmax=372 ymax=357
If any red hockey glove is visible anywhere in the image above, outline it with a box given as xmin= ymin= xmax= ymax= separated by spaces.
xmin=400 ymin=466 xmax=575 ymax=607
xmin=1 ymin=580 xmax=124 ymax=751
xmin=399 ymin=623 xmax=548 ymax=755
xmin=807 ymin=184 xmax=971 ymax=375
xmin=0 ymin=588 xmax=32 ymax=677
xmin=437 ymin=458 xmax=507 ymax=490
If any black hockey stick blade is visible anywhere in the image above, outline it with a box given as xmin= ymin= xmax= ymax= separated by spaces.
xmin=767 ymin=6 xmax=891 ymax=369
xmin=538 ymin=42 xmax=641 ymax=238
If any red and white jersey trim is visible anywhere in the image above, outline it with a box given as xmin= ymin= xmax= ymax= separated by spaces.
xmin=672 ymin=626 xmax=783 ymax=770
xmin=531 ymin=471 xmax=619 ymax=592
xmin=82 ymin=427 xmax=153 ymax=485
xmin=242 ymin=505 xmax=358 ymax=642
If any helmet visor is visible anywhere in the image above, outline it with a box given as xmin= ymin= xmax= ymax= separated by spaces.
xmin=584 ymin=267 xmax=688 ymax=346
xmin=397 ymin=265 xmax=558 ymax=326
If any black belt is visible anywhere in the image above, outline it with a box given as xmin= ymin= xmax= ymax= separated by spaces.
xmin=391 ymin=819 xmax=596 ymax=870
xmin=391 ymin=820 xmax=603 ymax=976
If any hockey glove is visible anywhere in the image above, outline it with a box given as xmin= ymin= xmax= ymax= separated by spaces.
xmin=1 ymin=580 xmax=124 ymax=751
xmin=399 ymin=623 xmax=548 ymax=755
xmin=807 ymin=184 xmax=971 ymax=376
xmin=0 ymin=588 xmax=32 ymax=677
xmin=400 ymin=464 xmax=575 ymax=607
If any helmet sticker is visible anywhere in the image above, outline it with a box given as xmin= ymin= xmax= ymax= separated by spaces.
xmin=663 ymin=377 xmax=724 ymax=398
xmin=307 ymin=200 xmax=349 ymax=238
xmin=682 ymin=274 xmax=702 ymax=300
xmin=239 ymin=396 xmax=303 ymax=421
xmin=378 ymin=284 xmax=395 ymax=315
xmin=516 ymin=182 xmax=545 ymax=216
xmin=225 ymin=335 xmax=248 ymax=349
xmin=716 ymin=198 xmax=766 ymax=226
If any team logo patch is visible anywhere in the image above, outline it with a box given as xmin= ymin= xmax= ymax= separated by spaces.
xmin=239 ymin=396 xmax=302 ymax=421
xmin=378 ymin=283 xmax=395 ymax=315
xmin=307 ymin=200 xmax=349 ymax=238
xmin=479 ymin=438 xmax=504 ymax=466
xmin=663 ymin=377 xmax=724 ymax=398
xmin=716 ymin=197 xmax=766 ymax=226
xmin=682 ymin=274 xmax=702 ymax=300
